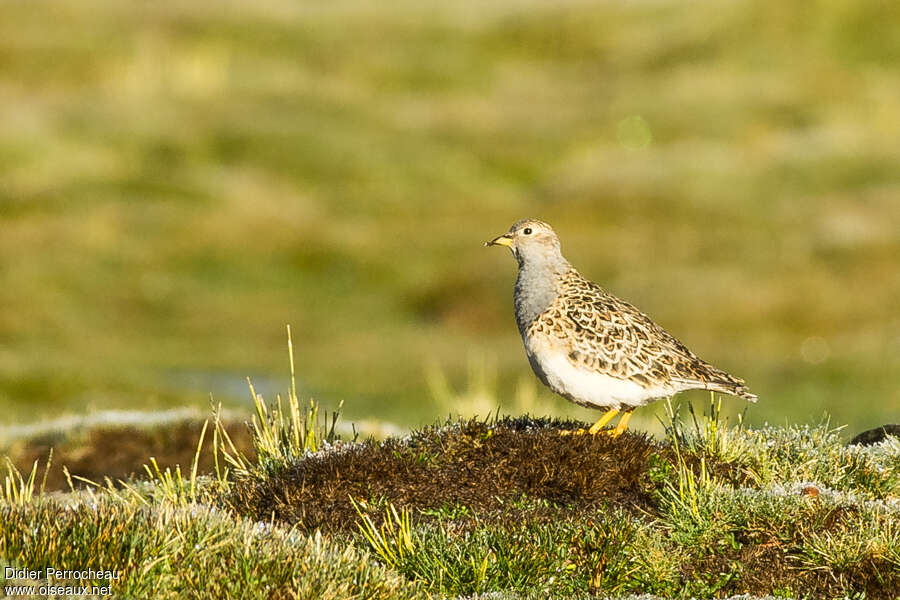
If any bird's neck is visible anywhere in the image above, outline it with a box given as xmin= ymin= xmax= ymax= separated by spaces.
xmin=514 ymin=257 xmax=570 ymax=336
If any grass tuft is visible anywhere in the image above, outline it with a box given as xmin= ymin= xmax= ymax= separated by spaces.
xmin=2 ymin=455 xmax=46 ymax=507
xmin=353 ymin=499 xmax=416 ymax=568
xmin=214 ymin=326 xmax=349 ymax=482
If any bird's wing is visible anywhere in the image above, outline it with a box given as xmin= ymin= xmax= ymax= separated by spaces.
xmin=537 ymin=270 xmax=750 ymax=395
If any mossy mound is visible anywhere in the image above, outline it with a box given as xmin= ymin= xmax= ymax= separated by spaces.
xmin=230 ymin=417 xmax=658 ymax=533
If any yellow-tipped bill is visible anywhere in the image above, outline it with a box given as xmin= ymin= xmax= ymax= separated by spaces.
xmin=485 ymin=234 xmax=513 ymax=247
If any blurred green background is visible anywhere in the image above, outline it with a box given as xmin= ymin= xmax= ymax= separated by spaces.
xmin=1 ymin=0 xmax=898 ymax=435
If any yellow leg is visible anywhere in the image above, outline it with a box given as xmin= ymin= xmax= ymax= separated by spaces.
xmin=560 ymin=408 xmax=619 ymax=436
xmin=609 ymin=409 xmax=634 ymax=438
xmin=587 ymin=409 xmax=619 ymax=435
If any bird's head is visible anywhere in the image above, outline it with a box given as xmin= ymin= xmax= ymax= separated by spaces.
xmin=485 ymin=219 xmax=564 ymax=266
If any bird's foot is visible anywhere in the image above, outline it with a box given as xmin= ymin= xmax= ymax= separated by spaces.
xmin=559 ymin=426 xmax=615 ymax=436
xmin=559 ymin=428 xmax=588 ymax=436
xmin=560 ymin=409 xmax=633 ymax=437
xmin=604 ymin=426 xmax=626 ymax=439
xmin=607 ymin=411 xmax=633 ymax=437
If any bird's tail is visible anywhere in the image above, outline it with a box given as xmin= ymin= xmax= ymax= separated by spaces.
xmin=707 ymin=381 xmax=758 ymax=402
xmin=675 ymin=363 xmax=758 ymax=402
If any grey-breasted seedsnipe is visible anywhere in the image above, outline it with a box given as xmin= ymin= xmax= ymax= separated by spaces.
xmin=486 ymin=218 xmax=757 ymax=437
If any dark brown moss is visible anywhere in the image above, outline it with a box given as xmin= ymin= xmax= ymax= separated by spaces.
xmin=5 ymin=419 xmax=254 ymax=491
xmin=678 ymin=542 xmax=900 ymax=600
xmin=228 ymin=416 xmax=659 ymax=532
xmin=850 ymin=424 xmax=900 ymax=446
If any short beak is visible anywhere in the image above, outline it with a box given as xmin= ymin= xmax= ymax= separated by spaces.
xmin=484 ymin=233 xmax=514 ymax=248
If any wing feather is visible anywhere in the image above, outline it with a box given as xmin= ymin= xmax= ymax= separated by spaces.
xmin=529 ymin=268 xmax=754 ymax=400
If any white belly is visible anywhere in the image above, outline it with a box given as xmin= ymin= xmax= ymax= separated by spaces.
xmin=527 ymin=346 xmax=673 ymax=410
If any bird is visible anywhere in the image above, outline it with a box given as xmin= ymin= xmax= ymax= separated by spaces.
xmin=485 ymin=218 xmax=757 ymax=437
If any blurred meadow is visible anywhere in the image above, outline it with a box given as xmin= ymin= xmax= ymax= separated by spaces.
xmin=1 ymin=0 xmax=898 ymax=435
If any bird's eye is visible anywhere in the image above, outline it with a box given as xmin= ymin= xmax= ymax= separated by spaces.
xmin=523 ymin=228 xmax=532 ymax=235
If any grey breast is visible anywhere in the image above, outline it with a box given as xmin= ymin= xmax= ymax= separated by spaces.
xmin=513 ymin=262 xmax=561 ymax=338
